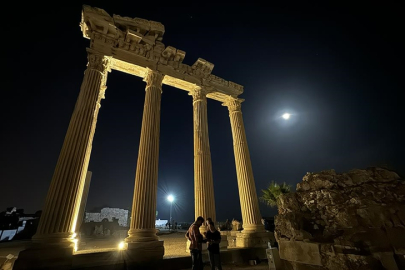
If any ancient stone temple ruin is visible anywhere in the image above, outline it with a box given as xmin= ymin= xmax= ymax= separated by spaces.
xmin=275 ymin=167 xmax=405 ymax=270
xmin=13 ymin=5 xmax=271 ymax=269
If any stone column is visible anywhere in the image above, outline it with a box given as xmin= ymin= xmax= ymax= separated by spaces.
xmin=125 ymin=68 xmax=164 ymax=260
xmin=13 ymin=50 xmax=110 ymax=270
xmin=190 ymin=87 xmax=216 ymax=232
xmin=224 ymin=97 xmax=272 ymax=247
xmin=33 ymin=50 xmax=110 ymax=244
xmin=75 ymin=171 xmax=93 ymax=234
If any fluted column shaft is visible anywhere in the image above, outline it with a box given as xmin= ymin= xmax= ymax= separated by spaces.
xmin=33 ymin=50 xmax=110 ymax=245
xmin=224 ymin=98 xmax=264 ymax=232
xmin=191 ymin=87 xmax=216 ymax=229
xmin=126 ymin=69 xmax=163 ymax=242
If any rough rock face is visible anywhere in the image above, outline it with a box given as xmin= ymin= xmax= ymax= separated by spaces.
xmin=275 ymin=167 xmax=405 ymax=270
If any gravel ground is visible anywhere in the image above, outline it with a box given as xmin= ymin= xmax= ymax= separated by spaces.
xmin=159 ymin=231 xmax=189 ymax=258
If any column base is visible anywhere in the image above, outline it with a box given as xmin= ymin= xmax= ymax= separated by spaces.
xmin=125 ymin=240 xmax=164 ymax=263
xmin=125 ymin=228 xmax=159 ymax=242
xmin=236 ymin=230 xmax=275 ymax=248
xmin=219 ymin=231 xmax=229 ymax=249
xmin=31 ymin=232 xmax=75 ymax=247
xmin=13 ymin=246 xmax=74 ymax=270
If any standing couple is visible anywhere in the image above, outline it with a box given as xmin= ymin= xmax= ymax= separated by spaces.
xmin=185 ymin=216 xmax=222 ymax=270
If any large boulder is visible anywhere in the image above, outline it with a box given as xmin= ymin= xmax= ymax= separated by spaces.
xmin=275 ymin=167 xmax=405 ymax=270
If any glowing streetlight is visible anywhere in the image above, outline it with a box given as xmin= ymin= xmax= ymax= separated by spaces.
xmin=282 ymin=113 xmax=291 ymax=120
xmin=167 ymin=195 xmax=174 ymax=230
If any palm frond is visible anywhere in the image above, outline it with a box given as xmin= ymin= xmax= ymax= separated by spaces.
xmin=259 ymin=181 xmax=292 ymax=208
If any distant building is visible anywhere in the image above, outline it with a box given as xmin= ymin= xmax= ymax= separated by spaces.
xmin=0 ymin=207 xmax=41 ymax=242
xmin=84 ymin=207 xmax=129 ymax=227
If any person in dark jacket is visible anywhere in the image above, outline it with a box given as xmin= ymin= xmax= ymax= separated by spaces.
xmin=186 ymin=216 xmax=205 ymax=270
xmin=204 ymin=220 xmax=222 ymax=270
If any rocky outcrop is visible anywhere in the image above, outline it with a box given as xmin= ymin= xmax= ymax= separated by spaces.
xmin=275 ymin=167 xmax=405 ymax=270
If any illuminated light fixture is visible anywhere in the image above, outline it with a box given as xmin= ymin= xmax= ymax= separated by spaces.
xmin=118 ymin=241 xmax=126 ymax=250
xmin=167 ymin=195 xmax=174 ymax=230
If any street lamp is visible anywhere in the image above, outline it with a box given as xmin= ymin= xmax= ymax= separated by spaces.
xmin=167 ymin=195 xmax=174 ymax=230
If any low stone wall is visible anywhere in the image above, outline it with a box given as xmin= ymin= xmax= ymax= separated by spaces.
xmin=275 ymin=167 xmax=405 ymax=270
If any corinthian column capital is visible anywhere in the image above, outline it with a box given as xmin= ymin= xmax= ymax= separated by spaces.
xmin=86 ymin=49 xmax=111 ymax=74
xmin=189 ymin=86 xmax=212 ymax=103
xmin=223 ymin=97 xmax=244 ymax=113
xmin=143 ymin=68 xmax=164 ymax=90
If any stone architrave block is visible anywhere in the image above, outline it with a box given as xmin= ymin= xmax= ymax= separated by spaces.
xmin=279 ymin=240 xmax=322 ymax=266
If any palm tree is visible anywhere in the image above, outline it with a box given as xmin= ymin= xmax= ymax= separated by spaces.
xmin=259 ymin=181 xmax=292 ymax=207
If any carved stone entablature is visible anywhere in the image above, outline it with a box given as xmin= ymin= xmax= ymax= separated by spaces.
xmin=228 ymin=81 xmax=243 ymax=93
xmin=82 ymin=5 xmax=164 ymax=55
xmin=125 ymin=29 xmax=143 ymax=44
xmin=81 ymin=5 xmax=244 ymax=102
xmin=113 ymin=15 xmax=164 ymax=42
xmin=81 ymin=5 xmax=116 ymax=39
xmin=209 ymin=74 xmax=228 ymax=87
xmin=207 ymin=75 xmax=244 ymax=96
xmin=191 ymin=58 xmax=214 ymax=77
xmin=159 ymin=46 xmax=176 ymax=61
xmin=159 ymin=47 xmax=186 ymax=69
xmin=118 ymin=39 xmax=149 ymax=57
xmin=92 ymin=32 xmax=118 ymax=48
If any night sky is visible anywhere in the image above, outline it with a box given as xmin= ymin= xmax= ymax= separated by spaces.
xmin=2 ymin=2 xmax=404 ymax=223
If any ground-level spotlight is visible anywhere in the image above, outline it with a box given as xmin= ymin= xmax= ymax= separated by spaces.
xmin=118 ymin=241 xmax=126 ymax=250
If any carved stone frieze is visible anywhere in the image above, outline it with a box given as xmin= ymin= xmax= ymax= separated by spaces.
xmin=228 ymin=81 xmax=243 ymax=93
xmin=91 ymin=32 xmax=118 ymax=49
xmin=209 ymin=74 xmax=228 ymax=87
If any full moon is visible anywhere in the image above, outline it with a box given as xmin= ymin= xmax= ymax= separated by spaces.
xmin=282 ymin=113 xmax=291 ymax=120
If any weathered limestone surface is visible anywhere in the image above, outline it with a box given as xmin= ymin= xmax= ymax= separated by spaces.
xmin=224 ymin=98 xmax=263 ymax=234
xmin=76 ymin=171 xmax=93 ymax=230
xmin=275 ymin=167 xmax=405 ymax=270
xmin=13 ymin=51 xmax=111 ymax=270
xmin=125 ymin=68 xmax=164 ymax=261
xmin=191 ymin=87 xmax=216 ymax=231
